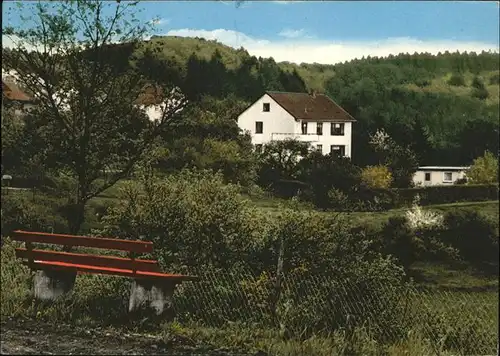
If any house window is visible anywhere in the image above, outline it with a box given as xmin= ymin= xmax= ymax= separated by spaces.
xmin=425 ymin=172 xmax=431 ymax=181
xmin=316 ymin=144 xmax=323 ymax=152
xmin=255 ymin=121 xmax=263 ymax=134
xmin=316 ymin=122 xmax=323 ymax=135
xmin=255 ymin=144 xmax=263 ymax=153
xmin=331 ymin=123 xmax=345 ymax=136
xmin=301 ymin=122 xmax=308 ymax=135
xmin=443 ymin=172 xmax=453 ymax=182
xmin=330 ymin=145 xmax=346 ymax=157
xmin=263 ymin=103 xmax=270 ymax=112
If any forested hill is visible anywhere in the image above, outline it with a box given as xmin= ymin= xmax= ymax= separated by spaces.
xmin=132 ymin=36 xmax=498 ymax=166
xmin=9 ymin=35 xmax=498 ymax=167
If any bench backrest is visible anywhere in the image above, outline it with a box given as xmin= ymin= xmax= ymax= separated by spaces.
xmin=12 ymin=230 xmax=160 ymax=274
xmin=12 ymin=230 xmax=154 ymax=253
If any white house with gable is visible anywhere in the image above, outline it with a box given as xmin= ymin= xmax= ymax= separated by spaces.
xmin=413 ymin=166 xmax=470 ymax=186
xmin=237 ymin=91 xmax=356 ymax=157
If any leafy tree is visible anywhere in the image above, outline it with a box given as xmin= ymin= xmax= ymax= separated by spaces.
xmin=369 ymin=130 xmax=419 ymax=188
xmin=2 ymin=1 xmax=188 ymax=234
xmin=471 ymin=86 xmax=489 ymax=100
xmin=456 ymin=119 xmax=499 ymax=164
xmin=1 ymin=107 xmax=24 ymax=175
xmin=257 ymin=139 xmax=311 ymax=190
xmin=299 ymin=152 xmax=362 ymax=209
xmin=411 ymin=119 xmax=433 ymax=165
xmin=153 ymin=95 xmax=256 ymax=185
xmin=489 ymin=72 xmax=500 ymax=85
xmin=447 ymin=73 xmax=466 ymax=86
xmin=467 ymin=151 xmax=499 ymax=184
xmin=471 ymin=76 xmax=486 ymax=90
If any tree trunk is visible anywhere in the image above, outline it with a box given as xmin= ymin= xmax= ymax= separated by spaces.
xmin=63 ymin=201 xmax=86 ymax=251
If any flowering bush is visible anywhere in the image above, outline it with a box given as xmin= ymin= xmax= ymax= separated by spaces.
xmin=405 ymin=195 xmax=444 ymax=230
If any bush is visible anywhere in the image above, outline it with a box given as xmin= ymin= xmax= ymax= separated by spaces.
xmin=395 ymin=184 xmax=498 ymax=206
xmin=447 ymin=73 xmax=466 ymax=86
xmin=467 ymin=151 xmax=499 ymax=184
xmin=299 ymin=153 xmax=362 ymax=209
xmin=360 ymin=165 xmax=392 ymax=189
xmin=489 ymin=72 xmax=500 ymax=85
xmin=471 ymin=76 xmax=485 ymax=90
xmin=1 ymin=193 xmax=67 ymax=236
xmin=442 ymin=209 xmax=499 ymax=267
xmin=99 ymin=169 xmax=263 ymax=271
xmin=352 ymin=188 xmax=399 ymax=212
xmin=472 ymin=87 xmax=489 ymax=100
xmin=374 ymin=213 xmax=457 ymax=271
xmin=415 ymin=79 xmax=431 ymax=87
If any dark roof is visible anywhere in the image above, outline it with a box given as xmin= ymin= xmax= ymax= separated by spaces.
xmin=2 ymin=81 xmax=33 ymax=102
xmin=266 ymin=91 xmax=356 ymax=122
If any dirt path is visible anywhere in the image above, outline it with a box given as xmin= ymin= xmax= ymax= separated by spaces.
xmin=0 ymin=318 xmax=256 ymax=355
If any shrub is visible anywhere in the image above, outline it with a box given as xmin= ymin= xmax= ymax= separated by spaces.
xmin=1 ymin=193 xmax=67 ymax=236
xmin=489 ymin=72 xmax=500 ymax=85
xmin=471 ymin=76 xmax=486 ymax=90
xmin=299 ymin=153 xmax=362 ymax=209
xmin=467 ymin=151 xmax=499 ymax=184
xmin=352 ymin=188 xmax=399 ymax=212
xmin=361 ymin=165 xmax=392 ymax=189
xmin=395 ymin=184 xmax=498 ymax=206
xmin=442 ymin=209 xmax=499 ymax=266
xmin=472 ymin=87 xmax=489 ymax=100
xmin=99 ymin=169 xmax=263 ymax=271
xmin=415 ymin=79 xmax=431 ymax=87
xmin=447 ymin=73 xmax=466 ymax=86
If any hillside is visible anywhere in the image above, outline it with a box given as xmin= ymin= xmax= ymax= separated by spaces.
xmin=129 ymin=36 xmax=499 ymax=166
xmin=4 ymin=35 xmax=498 ymax=168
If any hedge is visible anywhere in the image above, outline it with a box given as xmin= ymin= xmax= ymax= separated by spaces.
xmin=394 ymin=184 xmax=498 ymax=207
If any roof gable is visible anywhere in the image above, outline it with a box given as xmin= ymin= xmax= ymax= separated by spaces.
xmin=266 ymin=91 xmax=356 ymax=122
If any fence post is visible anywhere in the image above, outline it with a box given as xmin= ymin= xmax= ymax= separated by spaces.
xmin=271 ymin=235 xmax=285 ymax=327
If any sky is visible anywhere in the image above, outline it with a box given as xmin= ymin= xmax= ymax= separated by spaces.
xmin=2 ymin=1 xmax=499 ymax=65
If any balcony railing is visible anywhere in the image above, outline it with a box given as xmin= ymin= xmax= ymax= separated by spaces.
xmin=271 ymin=133 xmax=320 ymax=142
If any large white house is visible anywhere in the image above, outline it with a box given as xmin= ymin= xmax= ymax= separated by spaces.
xmin=237 ymin=91 xmax=356 ymax=157
xmin=413 ymin=166 xmax=470 ymax=186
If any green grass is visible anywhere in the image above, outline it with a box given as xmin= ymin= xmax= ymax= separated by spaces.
xmin=247 ymin=196 xmax=499 ymax=228
xmin=410 ymin=262 xmax=498 ymax=291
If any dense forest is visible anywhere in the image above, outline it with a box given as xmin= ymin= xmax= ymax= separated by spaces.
xmin=129 ymin=36 xmax=500 ymax=167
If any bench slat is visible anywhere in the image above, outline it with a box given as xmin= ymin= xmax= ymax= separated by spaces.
xmin=12 ymin=230 xmax=153 ymax=253
xmin=16 ymin=248 xmax=162 ymax=273
xmin=29 ymin=260 xmax=198 ymax=281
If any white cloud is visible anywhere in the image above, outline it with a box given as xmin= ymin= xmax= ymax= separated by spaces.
xmin=165 ymin=28 xmax=499 ymax=65
xmin=278 ymin=28 xmax=307 ymax=39
xmin=5 ymin=28 xmax=497 ymax=66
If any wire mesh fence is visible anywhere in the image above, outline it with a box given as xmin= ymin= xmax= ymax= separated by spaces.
xmin=171 ymin=265 xmax=499 ymax=355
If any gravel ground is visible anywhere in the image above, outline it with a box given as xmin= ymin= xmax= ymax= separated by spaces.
xmin=0 ymin=319 xmax=258 ymax=355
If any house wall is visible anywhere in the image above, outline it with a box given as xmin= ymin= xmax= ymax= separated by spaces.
xmin=305 ymin=121 xmax=352 ymax=156
xmin=237 ymin=94 xmax=353 ymax=157
xmin=413 ymin=170 xmax=468 ymax=186
xmin=237 ymin=94 xmax=296 ymax=145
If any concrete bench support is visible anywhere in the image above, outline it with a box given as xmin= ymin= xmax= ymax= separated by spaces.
xmin=33 ymin=270 xmax=77 ymax=301
xmin=128 ymin=279 xmax=177 ymax=316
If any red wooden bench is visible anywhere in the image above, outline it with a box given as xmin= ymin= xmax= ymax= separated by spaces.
xmin=12 ymin=229 xmax=197 ymax=285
